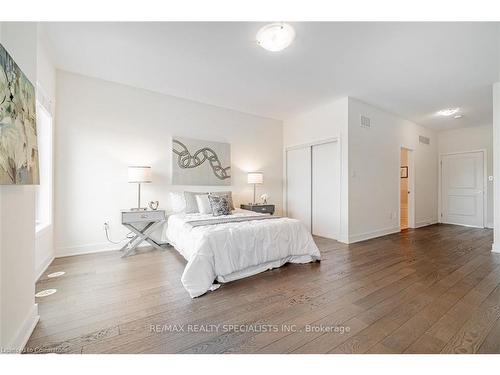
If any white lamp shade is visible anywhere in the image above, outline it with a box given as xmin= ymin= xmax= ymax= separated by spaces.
xmin=128 ymin=166 xmax=152 ymax=183
xmin=247 ymin=172 xmax=263 ymax=184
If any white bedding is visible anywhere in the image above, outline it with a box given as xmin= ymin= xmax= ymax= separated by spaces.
xmin=164 ymin=209 xmax=321 ymax=298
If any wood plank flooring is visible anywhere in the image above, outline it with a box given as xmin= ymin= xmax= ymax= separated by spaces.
xmin=25 ymin=224 xmax=500 ymax=354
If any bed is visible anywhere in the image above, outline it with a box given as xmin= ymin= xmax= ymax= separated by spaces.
xmin=163 ymin=209 xmax=321 ymax=298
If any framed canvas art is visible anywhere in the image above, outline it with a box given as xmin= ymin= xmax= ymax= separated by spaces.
xmin=0 ymin=43 xmax=39 ymax=185
xmin=172 ymin=137 xmax=231 ymax=186
xmin=400 ymin=166 xmax=408 ymax=178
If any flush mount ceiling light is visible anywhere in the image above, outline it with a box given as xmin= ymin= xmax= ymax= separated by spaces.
xmin=436 ymin=108 xmax=460 ymax=117
xmin=256 ymin=23 xmax=295 ymax=52
xmin=454 ymin=114 xmax=464 ymax=119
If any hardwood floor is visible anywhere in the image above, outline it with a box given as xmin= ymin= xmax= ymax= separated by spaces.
xmin=26 ymin=224 xmax=500 ymax=354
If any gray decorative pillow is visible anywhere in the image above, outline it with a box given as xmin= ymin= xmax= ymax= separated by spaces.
xmin=208 ymin=195 xmax=231 ymax=216
xmin=209 ymin=191 xmax=234 ymax=211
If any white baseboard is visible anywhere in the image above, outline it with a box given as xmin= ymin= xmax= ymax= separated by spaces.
xmin=414 ymin=219 xmax=438 ymax=229
xmin=492 ymin=243 xmax=500 ymax=253
xmin=55 ymin=241 xmax=150 ymax=258
xmin=337 ymin=235 xmax=349 ymax=244
xmin=36 ymin=255 xmax=55 ymax=281
xmin=348 ymin=226 xmax=401 ymax=244
xmin=5 ymin=304 xmax=39 ymax=353
xmin=486 ymin=222 xmax=494 ymax=229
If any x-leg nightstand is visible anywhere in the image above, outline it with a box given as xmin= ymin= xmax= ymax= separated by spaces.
xmin=120 ymin=209 xmax=166 ymax=257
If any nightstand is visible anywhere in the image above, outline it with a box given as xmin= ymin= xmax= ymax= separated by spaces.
xmin=240 ymin=204 xmax=275 ymax=215
xmin=120 ymin=209 xmax=166 ymax=257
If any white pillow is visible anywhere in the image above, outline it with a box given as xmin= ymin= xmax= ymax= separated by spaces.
xmin=169 ymin=192 xmax=186 ymax=213
xmin=184 ymin=191 xmax=207 ymax=213
xmin=195 ymin=194 xmax=212 ymax=214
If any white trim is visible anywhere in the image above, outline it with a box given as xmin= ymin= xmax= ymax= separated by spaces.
xmin=35 ymin=222 xmax=51 ymax=237
xmin=438 ymin=149 xmax=487 ymax=228
xmin=492 ymin=243 xmax=500 ymax=253
xmin=35 ymin=102 xmax=53 ymax=230
xmin=440 ymin=222 xmax=485 ymax=229
xmin=486 ymin=222 xmax=494 ymax=229
xmin=415 ymin=219 xmax=439 ymax=228
xmin=285 ymin=137 xmax=340 ymax=152
xmin=55 ymin=241 xmax=150 ymax=258
xmin=348 ymin=226 xmax=401 ymax=244
xmin=5 ymin=304 xmax=39 ymax=353
xmin=36 ymin=255 xmax=54 ymax=281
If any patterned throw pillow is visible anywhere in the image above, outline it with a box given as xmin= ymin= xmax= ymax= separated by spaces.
xmin=209 ymin=191 xmax=235 ymax=211
xmin=208 ymin=195 xmax=231 ymax=216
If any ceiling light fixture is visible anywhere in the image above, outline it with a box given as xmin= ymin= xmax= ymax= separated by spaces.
xmin=256 ymin=23 xmax=295 ymax=52
xmin=436 ymin=108 xmax=460 ymax=117
xmin=453 ymin=114 xmax=464 ymax=119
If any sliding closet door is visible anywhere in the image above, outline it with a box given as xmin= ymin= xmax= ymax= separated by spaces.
xmin=312 ymin=141 xmax=339 ymax=239
xmin=286 ymin=147 xmax=311 ymax=231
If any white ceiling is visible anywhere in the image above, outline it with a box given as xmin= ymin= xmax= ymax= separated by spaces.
xmin=44 ymin=22 xmax=499 ymax=130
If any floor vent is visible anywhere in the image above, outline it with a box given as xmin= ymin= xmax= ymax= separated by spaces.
xmin=360 ymin=115 xmax=371 ymax=128
xmin=419 ymin=135 xmax=430 ymax=145
xmin=47 ymin=271 xmax=65 ymax=278
xmin=35 ymin=289 xmax=57 ymax=298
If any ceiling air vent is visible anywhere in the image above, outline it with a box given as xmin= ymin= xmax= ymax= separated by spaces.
xmin=360 ymin=115 xmax=371 ymax=128
xmin=419 ymin=135 xmax=430 ymax=145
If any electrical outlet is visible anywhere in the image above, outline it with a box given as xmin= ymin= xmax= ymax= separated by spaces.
xmin=390 ymin=212 xmax=397 ymax=219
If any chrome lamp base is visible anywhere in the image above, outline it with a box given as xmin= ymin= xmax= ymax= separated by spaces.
xmin=130 ymin=183 xmax=147 ymax=211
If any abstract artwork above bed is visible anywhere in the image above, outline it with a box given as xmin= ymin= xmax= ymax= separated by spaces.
xmin=172 ymin=136 xmax=231 ymax=186
xmin=0 ymin=43 xmax=39 ymax=185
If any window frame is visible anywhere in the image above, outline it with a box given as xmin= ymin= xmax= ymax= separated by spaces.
xmin=35 ymin=101 xmax=54 ymax=235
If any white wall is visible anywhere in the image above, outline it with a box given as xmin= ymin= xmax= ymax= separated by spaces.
xmin=35 ymin=25 xmax=56 ymax=279
xmin=283 ymin=97 xmax=349 ymax=242
xmin=0 ymin=22 xmax=39 ymax=351
xmin=348 ymin=98 xmax=438 ymax=242
xmin=284 ymin=97 xmax=438 ymax=244
xmin=54 ymin=71 xmax=283 ymax=256
xmin=438 ymin=124 xmax=493 ymax=228
xmin=493 ymin=83 xmax=500 ymax=253
xmin=492 ymin=25 xmax=500 ymax=253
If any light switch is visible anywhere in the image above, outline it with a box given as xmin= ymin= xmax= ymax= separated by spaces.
xmin=489 ymin=176 xmax=494 ymax=182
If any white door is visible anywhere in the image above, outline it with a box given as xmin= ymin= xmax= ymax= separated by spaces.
xmin=286 ymin=147 xmax=311 ymax=231
xmin=441 ymin=152 xmax=484 ymax=228
xmin=312 ymin=141 xmax=339 ymax=239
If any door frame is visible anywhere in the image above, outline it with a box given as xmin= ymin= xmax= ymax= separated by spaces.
xmin=284 ymin=137 xmax=341 ymax=238
xmin=438 ymin=149 xmax=487 ymax=228
xmin=399 ymin=146 xmax=415 ymax=230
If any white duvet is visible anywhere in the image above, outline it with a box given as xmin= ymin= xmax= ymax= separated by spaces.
xmin=164 ymin=209 xmax=321 ymax=298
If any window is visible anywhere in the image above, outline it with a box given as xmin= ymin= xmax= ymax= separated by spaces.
xmin=35 ymin=102 xmax=53 ymax=233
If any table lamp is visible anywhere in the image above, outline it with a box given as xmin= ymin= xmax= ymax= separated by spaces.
xmin=247 ymin=172 xmax=263 ymax=205
xmin=128 ymin=166 xmax=152 ymax=211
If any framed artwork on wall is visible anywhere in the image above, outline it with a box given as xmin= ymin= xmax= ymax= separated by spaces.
xmin=172 ymin=136 xmax=231 ymax=186
xmin=0 ymin=42 xmax=39 ymax=185
xmin=400 ymin=166 xmax=408 ymax=178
